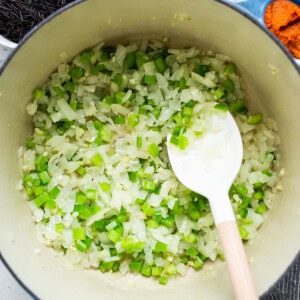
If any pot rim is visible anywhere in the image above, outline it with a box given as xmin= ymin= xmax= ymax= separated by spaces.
xmin=0 ymin=0 xmax=299 ymax=298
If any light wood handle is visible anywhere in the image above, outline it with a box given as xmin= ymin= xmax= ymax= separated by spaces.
xmin=217 ymin=221 xmax=258 ymax=300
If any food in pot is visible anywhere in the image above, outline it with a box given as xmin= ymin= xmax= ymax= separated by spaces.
xmin=18 ymin=40 xmax=282 ymax=284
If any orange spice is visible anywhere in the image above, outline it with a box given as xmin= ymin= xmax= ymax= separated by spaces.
xmin=264 ymin=0 xmax=300 ymax=58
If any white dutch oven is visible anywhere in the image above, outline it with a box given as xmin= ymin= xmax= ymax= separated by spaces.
xmin=0 ymin=0 xmax=299 ymax=299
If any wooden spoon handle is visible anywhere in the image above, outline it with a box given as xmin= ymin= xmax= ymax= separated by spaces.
xmin=217 ymin=221 xmax=258 ymax=300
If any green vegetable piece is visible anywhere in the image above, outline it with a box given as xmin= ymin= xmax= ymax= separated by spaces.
xmin=100 ymin=47 xmax=115 ymax=61
xmin=76 ymin=166 xmax=87 ymax=177
xmin=229 ymin=99 xmax=246 ymax=114
xmin=34 ymin=192 xmax=51 ymax=207
xmin=38 ymin=171 xmax=50 ymax=184
xmin=148 ymin=143 xmax=159 ymax=157
xmin=112 ymin=115 xmax=125 ymax=124
xmin=194 ymin=64 xmax=210 ymax=76
xmin=128 ymin=171 xmax=137 ymax=183
xmin=165 ymin=263 xmax=177 ymax=275
xmin=129 ymin=260 xmax=143 ymax=272
xmin=69 ymin=66 xmax=85 ymax=79
xmin=146 ymin=219 xmax=160 ymax=228
xmin=99 ymin=261 xmax=115 ymax=273
xmin=223 ymin=79 xmax=235 ymax=93
xmin=238 ymin=225 xmax=249 ymax=240
xmin=253 ymin=191 xmax=264 ymax=200
xmin=141 ymin=263 xmax=152 ymax=277
xmin=262 ymin=169 xmax=272 ymax=177
xmin=154 ymin=55 xmax=167 ymax=73
xmin=236 ymin=184 xmax=248 ymax=197
xmin=136 ymin=53 xmax=149 ymax=69
xmin=32 ymin=178 xmax=41 ymax=187
xmin=26 ymin=138 xmax=35 ymax=149
xmin=114 ymin=92 xmax=125 ymax=103
xmin=136 ymin=136 xmax=143 ymax=148
xmin=255 ymin=203 xmax=267 ymax=215
xmin=76 ymin=191 xmax=86 ymax=205
xmin=53 ymin=86 xmax=65 ymax=97
xmin=159 ymin=276 xmax=168 ymax=285
xmin=32 ymin=88 xmax=44 ymax=99
xmin=239 ymin=208 xmax=248 ymax=219
xmin=135 ymin=198 xmax=145 ymax=205
xmin=100 ymin=182 xmax=111 ymax=192
xmin=80 ymin=49 xmax=94 ymax=65
xmin=247 ymin=113 xmax=263 ymax=125
xmin=112 ymin=73 xmax=123 ymax=87
xmin=183 ymin=106 xmax=193 ymax=117
xmin=161 ymin=215 xmax=175 ymax=228
xmin=76 ymin=240 xmax=88 ymax=252
xmin=35 ymin=155 xmax=48 ymax=172
xmin=55 ymin=223 xmax=64 ymax=234
xmin=123 ymin=51 xmax=136 ymax=69
xmin=90 ymin=153 xmax=104 ymax=166
xmin=128 ymin=114 xmax=139 ymax=127
xmin=224 ymin=63 xmax=236 ymax=74
xmin=152 ymin=266 xmax=163 ymax=277
xmin=33 ymin=186 xmax=44 ymax=197
xmin=214 ymin=103 xmax=228 ymax=112
xmin=193 ymin=257 xmax=204 ymax=270
xmin=155 ymin=241 xmax=167 ymax=253
xmin=187 ymin=247 xmax=198 ymax=257
xmin=64 ymin=81 xmax=76 ymax=93
xmin=185 ymin=232 xmax=198 ymax=244
xmin=103 ymin=95 xmax=114 ymax=105
xmin=73 ymin=227 xmax=86 ymax=240
xmin=170 ymin=135 xmax=188 ymax=150
xmin=107 ymin=225 xmax=124 ymax=243
xmin=213 ymin=87 xmax=225 ymax=100
xmin=121 ymin=237 xmax=136 ymax=253
xmin=141 ymin=180 xmax=156 ymax=192
xmin=86 ymin=189 xmax=96 ymax=200
xmin=143 ymin=75 xmax=157 ymax=85
xmin=141 ymin=202 xmax=155 ymax=217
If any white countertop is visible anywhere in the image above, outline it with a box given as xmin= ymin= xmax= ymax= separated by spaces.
xmin=0 ymin=259 xmax=32 ymax=300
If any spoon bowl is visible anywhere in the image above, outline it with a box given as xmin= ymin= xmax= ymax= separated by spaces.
xmin=167 ymin=104 xmax=257 ymax=300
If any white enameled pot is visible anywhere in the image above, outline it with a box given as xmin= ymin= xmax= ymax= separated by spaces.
xmin=0 ymin=0 xmax=299 ymax=299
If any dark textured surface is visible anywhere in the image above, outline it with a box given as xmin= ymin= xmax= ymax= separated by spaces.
xmin=0 ymin=1 xmax=299 ymax=299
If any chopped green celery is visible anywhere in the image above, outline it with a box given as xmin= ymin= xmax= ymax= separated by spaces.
xmin=76 ymin=240 xmax=88 ymax=252
xmin=32 ymin=178 xmax=41 ymax=187
xmin=69 ymin=98 xmax=77 ymax=111
xmin=35 ymin=155 xmax=48 ymax=172
xmin=165 ymin=263 xmax=177 ymax=275
xmin=73 ymin=227 xmax=86 ymax=240
xmin=242 ymin=218 xmax=254 ymax=225
xmin=148 ymin=143 xmax=159 ymax=157
xmin=112 ymin=73 xmax=123 ymax=87
xmin=26 ymin=187 xmax=33 ymax=196
xmin=141 ymin=202 xmax=155 ymax=217
xmin=135 ymin=198 xmax=145 ymax=205
xmin=146 ymin=219 xmax=160 ymax=228
xmin=55 ymin=223 xmax=64 ymax=234
xmin=159 ymin=276 xmax=168 ymax=285
xmin=93 ymin=120 xmax=102 ymax=130
xmin=34 ymin=192 xmax=51 ymax=207
xmin=136 ymin=53 xmax=149 ymax=69
xmin=26 ymin=138 xmax=35 ymax=149
xmin=187 ymin=247 xmax=198 ymax=257
xmin=223 ymin=79 xmax=235 ymax=93
xmin=262 ymin=169 xmax=272 ymax=177
xmin=128 ymin=171 xmax=137 ymax=182
xmin=181 ymin=256 xmax=189 ymax=265
xmin=213 ymin=87 xmax=225 ymax=100
xmin=182 ymin=106 xmax=193 ymax=117
xmin=112 ymin=262 xmax=120 ymax=272
xmin=239 ymin=208 xmax=248 ymax=219
xmin=185 ymin=232 xmax=198 ymax=244
xmin=128 ymin=114 xmax=139 ymax=127
xmin=64 ymin=81 xmax=76 ymax=92
xmin=80 ymin=49 xmax=94 ymax=64
xmin=89 ymin=64 xmax=106 ymax=75
xmin=253 ymin=191 xmax=264 ymax=200
xmin=142 ymin=180 xmax=156 ymax=192
xmin=174 ymin=77 xmax=187 ymax=91
xmin=170 ymin=135 xmax=188 ymax=150
xmin=45 ymin=198 xmax=56 ymax=209
xmin=123 ymin=51 xmax=136 ymax=69
xmin=32 ymin=88 xmax=44 ymax=99
xmin=224 ymin=63 xmax=236 ymax=74
xmin=33 ymin=186 xmax=44 ymax=196
xmin=247 ymin=113 xmax=263 ymax=125
xmin=194 ymin=64 xmax=210 ymax=76
xmin=76 ymin=166 xmax=86 ymax=176
xmin=154 ymin=241 xmax=167 ymax=253
xmin=136 ymin=136 xmax=142 ymax=148
xmin=23 ymin=174 xmax=33 ymax=185
xmin=255 ymin=203 xmax=267 ymax=215
xmin=161 ymin=215 xmax=175 ymax=228
xmin=93 ymin=219 xmax=109 ymax=232
xmin=99 ymin=261 xmax=115 ymax=273
xmin=170 ymin=201 xmax=184 ymax=216
xmin=121 ymin=237 xmax=137 ymax=253
xmin=114 ymin=92 xmax=125 ymax=104
xmin=152 ymin=266 xmax=163 ymax=277
xmin=98 ymin=125 xmax=112 ymax=142
xmin=241 ymin=197 xmax=251 ymax=209
xmin=112 ymin=115 xmax=125 ymax=124
xmin=143 ymin=75 xmax=157 ymax=85
xmin=75 ymin=204 xmax=92 ymax=219
xmin=76 ymin=192 xmax=86 ymax=205
xmin=154 ymin=55 xmax=167 ymax=73
xmin=238 ymin=225 xmax=249 ymax=240
xmin=172 ymin=126 xmax=186 ymax=137
xmin=214 ymin=103 xmax=228 ymax=112
xmin=100 ymin=47 xmax=115 ymax=61
xmin=53 ymin=86 xmax=65 ymax=97
xmin=103 ymin=95 xmax=114 ymax=105
xmin=69 ymin=66 xmax=85 ymax=79
xmin=129 ymin=260 xmax=143 ymax=272
xmin=90 ymin=153 xmax=104 ymax=166
xmin=187 ymin=203 xmax=201 ymax=221
xmin=229 ymin=99 xmax=246 ymax=114
xmin=117 ymin=207 xmax=129 ymax=222
xmin=193 ymin=257 xmax=204 ymax=270
xmin=38 ymin=171 xmax=50 ymax=184
xmin=236 ymin=184 xmax=248 ymax=197
xmin=107 ymin=225 xmax=124 ymax=243
xmin=141 ymin=263 xmax=152 ymax=277
xmin=100 ymin=182 xmax=111 ymax=192
xmin=86 ymin=189 xmax=96 ymax=200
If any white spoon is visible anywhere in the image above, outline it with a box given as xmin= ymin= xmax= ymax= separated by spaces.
xmin=167 ymin=105 xmax=257 ymax=300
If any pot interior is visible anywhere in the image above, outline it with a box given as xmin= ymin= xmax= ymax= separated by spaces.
xmin=0 ymin=0 xmax=299 ymax=299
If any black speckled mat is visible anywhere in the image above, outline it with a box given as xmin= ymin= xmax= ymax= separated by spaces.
xmin=0 ymin=1 xmax=299 ymax=299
